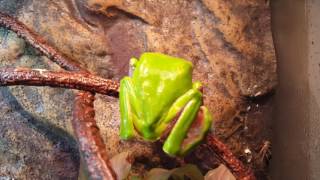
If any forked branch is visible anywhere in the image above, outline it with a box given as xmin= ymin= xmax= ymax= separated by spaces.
xmin=0 ymin=12 xmax=116 ymax=179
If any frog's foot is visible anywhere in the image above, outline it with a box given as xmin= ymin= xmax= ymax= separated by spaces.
xmin=179 ymin=106 xmax=212 ymax=155
xmin=162 ymin=97 xmax=213 ymax=156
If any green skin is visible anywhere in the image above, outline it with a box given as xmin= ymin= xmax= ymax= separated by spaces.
xmin=120 ymin=52 xmax=213 ymax=156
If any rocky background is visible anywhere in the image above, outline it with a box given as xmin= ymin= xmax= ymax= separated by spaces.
xmin=0 ymin=0 xmax=275 ymax=179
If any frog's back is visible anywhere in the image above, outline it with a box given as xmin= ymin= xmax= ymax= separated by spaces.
xmin=132 ymin=52 xmax=193 ymax=127
xmin=137 ymin=53 xmax=192 ymax=73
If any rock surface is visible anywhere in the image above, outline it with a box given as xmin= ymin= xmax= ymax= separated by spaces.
xmin=0 ymin=0 xmax=275 ymax=179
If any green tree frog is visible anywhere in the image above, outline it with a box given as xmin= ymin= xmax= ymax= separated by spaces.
xmin=119 ymin=52 xmax=213 ymax=156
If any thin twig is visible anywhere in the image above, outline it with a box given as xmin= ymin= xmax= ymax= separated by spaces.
xmin=224 ymin=123 xmax=243 ymax=140
xmin=206 ymin=134 xmax=256 ymax=180
xmin=0 ymin=67 xmax=119 ymax=96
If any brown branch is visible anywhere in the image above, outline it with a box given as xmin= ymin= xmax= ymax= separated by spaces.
xmin=73 ymin=92 xmax=116 ymax=179
xmin=0 ymin=12 xmax=86 ymax=72
xmin=206 ymin=134 xmax=256 ymax=180
xmin=0 ymin=12 xmax=117 ymax=179
xmin=0 ymin=67 xmax=119 ymax=96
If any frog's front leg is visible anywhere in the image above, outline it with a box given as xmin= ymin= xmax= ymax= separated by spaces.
xmin=159 ymin=83 xmax=213 ymax=156
xmin=119 ymin=77 xmax=138 ymax=140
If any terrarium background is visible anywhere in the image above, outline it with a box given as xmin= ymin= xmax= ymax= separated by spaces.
xmin=0 ymin=0 xmax=275 ymax=179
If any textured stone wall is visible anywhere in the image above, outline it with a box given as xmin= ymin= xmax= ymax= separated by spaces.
xmin=0 ymin=0 xmax=275 ymax=179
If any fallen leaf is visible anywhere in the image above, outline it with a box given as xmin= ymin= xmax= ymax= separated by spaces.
xmin=145 ymin=164 xmax=203 ymax=180
xmin=110 ymin=151 xmax=133 ymax=180
xmin=204 ymin=164 xmax=236 ymax=180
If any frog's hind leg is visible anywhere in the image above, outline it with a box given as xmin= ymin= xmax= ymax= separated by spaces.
xmin=162 ymin=93 xmax=201 ymax=156
xmin=162 ymin=95 xmax=212 ymax=156
xmin=179 ymin=106 xmax=212 ymax=156
xmin=119 ymin=77 xmax=136 ymax=140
